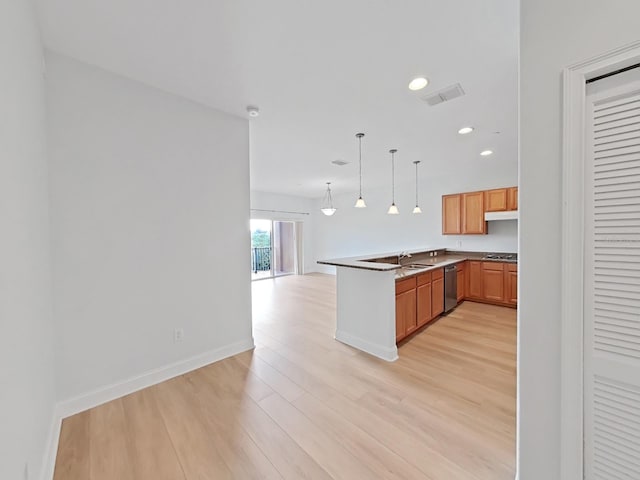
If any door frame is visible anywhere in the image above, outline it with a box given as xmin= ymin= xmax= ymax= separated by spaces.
xmin=560 ymin=40 xmax=640 ymax=480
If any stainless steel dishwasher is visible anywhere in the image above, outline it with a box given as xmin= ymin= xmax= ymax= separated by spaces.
xmin=444 ymin=265 xmax=457 ymax=313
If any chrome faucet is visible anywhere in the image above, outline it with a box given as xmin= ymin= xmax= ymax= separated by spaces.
xmin=398 ymin=251 xmax=412 ymax=263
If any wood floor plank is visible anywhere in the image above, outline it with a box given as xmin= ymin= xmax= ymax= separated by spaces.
xmin=89 ymin=399 xmax=135 ymax=480
xmin=120 ymin=389 xmax=186 ymax=480
xmin=53 ymin=273 xmax=516 ymax=480
xmin=53 ymin=411 xmax=90 ymax=480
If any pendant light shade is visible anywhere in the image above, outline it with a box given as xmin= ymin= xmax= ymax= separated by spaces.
xmin=354 ymin=133 xmax=367 ymax=208
xmin=413 ymin=160 xmax=422 ymax=214
xmin=321 ymin=182 xmax=337 ymax=216
xmin=387 ymin=149 xmax=399 ymax=214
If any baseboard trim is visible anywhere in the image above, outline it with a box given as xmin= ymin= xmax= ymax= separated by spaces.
xmin=56 ymin=337 xmax=255 ymax=419
xmin=42 ymin=337 xmax=254 ymax=480
xmin=335 ymin=330 xmax=398 ymax=362
xmin=39 ymin=411 xmax=62 ymax=480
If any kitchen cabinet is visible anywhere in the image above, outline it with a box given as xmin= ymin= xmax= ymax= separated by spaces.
xmin=507 ymin=187 xmax=518 ymax=211
xmin=431 ymin=268 xmax=444 ymax=318
xmin=456 ymin=261 xmax=466 ymax=302
xmin=416 ymin=271 xmax=432 ymax=327
xmin=485 ymin=188 xmax=508 ymax=212
xmin=462 ymin=192 xmax=487 ymax=234
xmin=467 ymin=261 xmax=483 ymax=299
xmin=442 ymin=191 xmax=487 ymax=235
xmin=396 ymin=289 xmax=417 ymax=340
xmin=482 ymin=262 xmax=505 ymax=302
xmin=395 ymin=269 xmax=444 ymax=342
xmin=442 ymin=194 xmax=462 ymax=234
xmin=505 ymin=263 xmax=518 ymax=305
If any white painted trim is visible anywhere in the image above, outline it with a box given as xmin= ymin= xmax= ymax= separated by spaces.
xmin=41 ymin=337 xmax=254 ymax=479
xmin=560 ymin=39 xmax=640 ymax=480
xmin=56 ymin=337 xmax=255 ymax=419
xmin=39 ymin=413 xmax=62 ymax=480
xmin=335 ymin=329 xmax=398 ymax=362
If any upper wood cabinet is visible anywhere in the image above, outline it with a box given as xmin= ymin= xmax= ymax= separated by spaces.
xmin=507 ymin=187 xmax=518 ymax=211
xmin=485 ymin=188 xmax=508 ymax=212
xmin=462 ymin=192 xmax=487 ymax=234
xmin=442 ymin=194 xmax=462 ymax=234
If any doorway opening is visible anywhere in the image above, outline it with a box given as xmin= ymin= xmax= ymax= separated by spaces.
xmin=250 ymin=219 xmax=297 ymax=280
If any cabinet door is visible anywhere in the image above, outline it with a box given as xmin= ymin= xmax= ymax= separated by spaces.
xmin=507 ymin=186 xmax=518 ymax=211
xmin=505 ymin=264 xmax=518 ymax=305
xmin=396 ymin=289 xmax=416 ymax=341
xmin=462 ymin=191 xmax=487 ymax=234
xmin=482 ymin=263 xmax=505 ymax=302
xmin=485 ymin=188 xmax=508 ymax=212
xmin=442 ymin=194 xmax=462 ymax=234
xmin=457 ymin=268 xmax=465 ymax=302
xmin=467 ymin=261 xmax=483 ymax=299
xmin=417 ymin=283 xmax=432 ymax=327
xmin=431 ymin=277 xmax=444 ymax=319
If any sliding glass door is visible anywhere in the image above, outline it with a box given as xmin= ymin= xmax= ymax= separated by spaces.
xmin=250 ymin=219 xmax=297 ymax=280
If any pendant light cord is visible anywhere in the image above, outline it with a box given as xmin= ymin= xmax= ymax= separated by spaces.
xmin=359 ymin=137 xmax=362 ymax=197
xmin=415 ymin=161 xmax=418 ymax=206
xmin=390 ymin=149 xmax=397 ymax=204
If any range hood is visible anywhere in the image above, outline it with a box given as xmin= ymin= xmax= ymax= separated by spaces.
xmin=485 ymin=210 xmax=519 ymax=221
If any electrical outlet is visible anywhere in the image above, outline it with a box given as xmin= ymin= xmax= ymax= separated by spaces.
xmin=173 ymin=328 xmax=184 ymax=343
xmin=456 ymin=240 xmax=462 ymax=248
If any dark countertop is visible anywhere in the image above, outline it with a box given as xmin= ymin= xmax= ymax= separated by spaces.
xmin=317 ymin=248 xmax=517 ymax=279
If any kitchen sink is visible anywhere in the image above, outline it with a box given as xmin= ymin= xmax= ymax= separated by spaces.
xmin=403 ymin=263 xmax=435 ymax=269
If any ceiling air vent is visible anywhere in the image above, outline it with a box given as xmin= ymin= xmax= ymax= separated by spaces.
xmin=421 ymin=83 xmax=465 ymax=106
xmin=331 ymin=159 xmax=349 ymax=166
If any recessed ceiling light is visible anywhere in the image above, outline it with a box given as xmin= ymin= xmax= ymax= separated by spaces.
xmin=458 ymin=126 xmax=474 ymax=135
xmin=480 ymin=150 xmax=493 ymax=156
xmin=408 ymin=77 xmax=429 ymax=91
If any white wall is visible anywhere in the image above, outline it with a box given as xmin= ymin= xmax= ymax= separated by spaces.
xmin=0 ymin=2 xmax=56 ymax=479
xmin=250 ymin=191 xmax=316 ymax=273
xmin=46 ymin=53 xmax=253 ymax=404
xmin=314 ymin=170 xmax=518 ymax=273
xmin=519 ymin=2 xmax=640 ymax=479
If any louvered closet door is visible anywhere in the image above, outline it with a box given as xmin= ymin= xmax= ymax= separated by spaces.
xmin=585 ymin=68 xmax=640 ymax=480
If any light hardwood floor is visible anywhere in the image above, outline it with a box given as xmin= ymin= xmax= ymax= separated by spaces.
xmin=53 ymin=273 xmax=516 ymax=480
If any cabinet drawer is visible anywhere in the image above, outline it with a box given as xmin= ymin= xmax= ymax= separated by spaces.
xmin=432 ymin=268 xmax=444 ymax=280
xmin=456 ymin=261 xmax=466 ymax=272
xmin=396 ymin=277 xmax=417 ymax=295
xmin=482 ymin=261 xmax=505 ymax=271
xmin=507 ymin=263 xmax=517 ymax=272
xmin=417 ymin=271 xmax=432 ymax=285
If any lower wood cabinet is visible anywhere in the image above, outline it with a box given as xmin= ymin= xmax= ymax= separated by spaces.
xmin=466 ymin=260 xmax=518 ymax=307
xmin=467 ymin=261 xmax=483 ymax=299
xmin=505 ymin=264 xmax=518 ymax=305
xmin=395 ymin=288 xmax=416 ymax=341
xmin=395 ymin=261 xmax=517 ymax=343
xmin=395 ymin=269 xmax=443 ymax=343
xmin=416 ymin=278 xmax=432 ymax=327
xmin=482 ymin=262 xmax=505 ymax=302
xmin=456 ymin=261 xmax=466 ymax=302
xmin=431 ymin=270 xmax=444 ymax=318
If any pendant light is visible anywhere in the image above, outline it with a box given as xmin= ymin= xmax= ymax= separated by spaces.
xmin=412 ymin=160 xmax=422 ymax=214
xmin=387 ymin=149 xmax=399 ymax=214
xmin=321 ymin=182 xmax=337 ymax=216
xmin=354 ymin=133 xmax=366 ymax=208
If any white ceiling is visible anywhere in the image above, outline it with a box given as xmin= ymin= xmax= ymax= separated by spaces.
xmin=37 ymin=0 xmax=519 ymax=198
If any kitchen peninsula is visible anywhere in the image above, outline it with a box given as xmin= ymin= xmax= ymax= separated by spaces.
xmin=318 ymin=248 xmax=517 ymax=361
